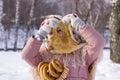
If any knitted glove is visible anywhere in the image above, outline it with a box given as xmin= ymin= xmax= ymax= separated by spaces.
xmin=62 ymin=13 xmax=85 ymax=33
xmin=35 ymin=17 xmax=59 ymax=40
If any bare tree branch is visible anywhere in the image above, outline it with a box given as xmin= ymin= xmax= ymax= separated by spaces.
xmin=84 ymin=0 xmax=94 ymax=23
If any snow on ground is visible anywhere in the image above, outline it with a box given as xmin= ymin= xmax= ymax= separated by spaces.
xmin=0 ymin=49 xmax=120 ymax=80
xmin=0 ymin=51 xmax=32 ymax=80
xmin=95 ymin=49 xmax=120 ymax=80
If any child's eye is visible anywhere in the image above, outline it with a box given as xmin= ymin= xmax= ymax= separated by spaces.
xmin=49 ymin=31 xmax=53 ymax=35
xmin=57 ymin=29 xmax=62 ymax=33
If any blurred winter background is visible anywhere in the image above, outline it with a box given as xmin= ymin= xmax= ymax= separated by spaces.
xmin=0 ymin=0 xmax=120 ymax=80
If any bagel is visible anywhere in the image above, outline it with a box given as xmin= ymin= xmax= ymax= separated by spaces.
xmin=51 ymin=59 xmax=63 ymax=72
xmin=38 ymin=61 xmax=48 ymax=72
xmin=48 ymin=63 xmax=61 ymax=78
xmin=39 ymin=63 xmax=48 ymax=80
xmin=37 ymin=59 xmax=69 ymax=80
xmin=43 ymin=65 xmax=55 ymax=80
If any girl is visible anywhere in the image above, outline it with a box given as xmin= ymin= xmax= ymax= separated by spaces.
xmin=21 ymin=13 xmax=105 ymax=80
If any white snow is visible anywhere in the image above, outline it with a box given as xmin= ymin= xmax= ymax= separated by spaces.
xmin=0 ymin=51 xmax=32 ymax=80
xmin=95 ymin=49 xmax=120 ymax=80
xmin=0 ymin=49 xmax=120 ymax=80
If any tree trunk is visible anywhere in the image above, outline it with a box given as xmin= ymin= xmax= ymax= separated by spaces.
xmin=24 ymin=0 xmax=35 ymax=46
xmin=24 ymin=25 xmax=29 ymax=47
xmin=109 ymin=0 xmax=120 ymax=63
xmin=13 ymin=25 xmax=19 ymax=51
xmin=14 ymin=0 xmax=20 ymax=51
xmin=3 ymin=27 xmax=8 ymax=51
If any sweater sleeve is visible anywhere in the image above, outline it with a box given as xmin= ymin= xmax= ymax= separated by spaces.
xmin=21 ymin=36 xmax=43 ymax=68
xmin=78 ymin=24 xmax=105 ymax=66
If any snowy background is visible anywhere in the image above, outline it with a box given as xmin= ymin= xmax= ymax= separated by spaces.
xmin=0 ymin=0 xmax=120 ymax=80
xmin=0 ymin=49 xmax=120 ymax=80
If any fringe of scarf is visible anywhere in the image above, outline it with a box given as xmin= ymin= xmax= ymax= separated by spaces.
xmin=30 ymin=49 xmax=103 ymax=80
xmin=30 ymin=46 xmax=87 ymax=80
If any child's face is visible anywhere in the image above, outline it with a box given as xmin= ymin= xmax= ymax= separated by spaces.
xmin=45 ymin=22 xmax=79 ymax=54
xmin=46 ymin=27 xmax=63 ymax=50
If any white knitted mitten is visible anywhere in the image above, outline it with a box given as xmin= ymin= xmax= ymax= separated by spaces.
xmin=35 ymin=17 xmax=59 ymax=40
xmin=62 ymin=13 xmax=85 ymax=33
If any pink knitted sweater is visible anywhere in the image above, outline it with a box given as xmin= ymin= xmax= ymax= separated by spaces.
xmin=21 ymin=25 xmax=105 ymax=80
